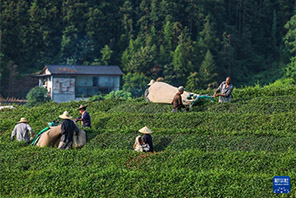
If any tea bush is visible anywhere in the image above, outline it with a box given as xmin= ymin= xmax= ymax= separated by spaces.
xmin=1 ymin=86 xmax=296 ymax=197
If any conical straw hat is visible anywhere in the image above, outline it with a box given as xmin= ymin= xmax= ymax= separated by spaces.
xmin=139 ymin=126 xmax=153 ymax=134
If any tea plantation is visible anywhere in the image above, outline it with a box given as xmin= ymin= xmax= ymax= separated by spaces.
xmin=1 ymin=86 xmax=296 ymax=197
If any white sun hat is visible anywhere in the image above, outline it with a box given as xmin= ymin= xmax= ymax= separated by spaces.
xmin=18 ymin=117 xmax=29 ymax=123
xmin=59 ymin=111 xmax=72 ymax=120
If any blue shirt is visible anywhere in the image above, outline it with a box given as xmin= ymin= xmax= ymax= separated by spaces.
xmin=77 ymin=111 xmax=91 ymax=127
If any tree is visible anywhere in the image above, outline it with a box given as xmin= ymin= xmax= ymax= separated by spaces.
xmin=199 ymin=50 xmax=217 ymax=89
xmin=172 ymin=30 xmax=195 ymax=85
xmin=198 ymin=14 xmax=217 ymax=56
xmin=60 ymin=26 xmax=95 ymax=65
xmin=284 ymin=15 xmax=296 ymax=81
xmin=93 ymin=45 xmax=113 ymax=65
xmin=186 ymin=72 xmax=199 ymax=91
xmin=218 ymin=33 xmax=236 ymax=76
xmin=26 ymin=86 xmax=50 ymax=107
xmin=284 ymin=15 xmax=296 ymax=56
xmin=122 ymin=73 xmax=149 ymax=97
xmin=125 ymin=46 xmax=156 ymax=75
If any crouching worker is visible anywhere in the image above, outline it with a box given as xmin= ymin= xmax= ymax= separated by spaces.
xmin=134 ymin=135 xmax=150 ymax=152
xmin=11 ymin=117 xmax=34 ymax=144
xmin=138 ymin=126 xmax=154 ymax=152
xmin=172 ymin=86 xmax=189 ymax=112
xmin=58 ymin=111 xmax=79 ymax=149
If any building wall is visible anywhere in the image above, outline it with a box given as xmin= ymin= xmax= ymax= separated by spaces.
xmin=52 ymin=77 xmax=75 ymax=102
xmin=40 ymin=75 xmax=121 ymax=102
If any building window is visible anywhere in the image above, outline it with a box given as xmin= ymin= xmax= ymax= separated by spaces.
xmin=75 ymin=76 xmax=120 ymax=97
xmin=93 ymin=77 xmax=98 ymax=86
xmin=75 ymin=76 xmax=99 ymax=97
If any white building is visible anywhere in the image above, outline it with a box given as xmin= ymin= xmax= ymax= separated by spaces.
xmin=37 ymin=65 xmax=123 ymax=102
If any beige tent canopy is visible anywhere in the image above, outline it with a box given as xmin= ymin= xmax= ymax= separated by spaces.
xmin=145 ymin=81 xmax=198 ymax=105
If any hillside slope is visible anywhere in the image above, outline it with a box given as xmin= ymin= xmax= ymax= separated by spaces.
xmin=1 ymin=87 xmax=296 ymax=197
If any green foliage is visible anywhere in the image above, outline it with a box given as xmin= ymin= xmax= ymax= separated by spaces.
xmin=265 ymin=78 xmax=294 ymax=87
xmin=1 ymin=0 xmax=296 ymax=96
xmin=88 ymin=94 xmax=104 ymax=102
xmin=26 ymin=86 xmax=50 ymax=107
xmin=1 ymin=86 xmax=296 ymax=197
xmin=126 ymin=45 xmax=156 ymax=74
xmin=284 ymin=15 xmax=296 ymax=81
xmin=186 ymin=72 xmax=199 ymax=91
xmin=198 ymin=50 xmax=217 ymax=89
xmin=284 ymin=15 xmax=296 ymax=55
xmin=93 ymin=45 xmax=113 ymax=65
xmin=285 ymin=57 xmax=296 ymax=82
xmin=172 ymin=31 xmax=194 ymax=85
xmin=104 ymin=90 xmax=132 ymax=100
xmin=122 ymin=72 xmax=149 ymax=97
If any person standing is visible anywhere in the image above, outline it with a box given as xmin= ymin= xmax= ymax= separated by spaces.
xmin=58 ymin=111 xmax=79 ymax=149
xmin=214 ymin=76 xmax=234 ymax=102
xmin=139 ymin=126 xmax=154 ymax=152
xmin=74 ymin=105 xmax=91 ymax=128
xmin=172 ymin=86 xmax=186 ymax=112
xmin=11 ymin=117 xmax=34 ymax=143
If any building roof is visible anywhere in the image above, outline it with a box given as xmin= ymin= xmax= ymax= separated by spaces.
xmin=40 ymin=65 xmax=123 ymax=76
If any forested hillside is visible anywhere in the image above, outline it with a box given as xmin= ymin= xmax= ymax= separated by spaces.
xmin=1 ymin=0 xmax=296 ymax=97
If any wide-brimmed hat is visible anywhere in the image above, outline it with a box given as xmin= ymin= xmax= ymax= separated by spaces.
xmin=18 ymin=117 xmax=29 ymax=123
xmin=139 ymin=126 xmax=153 ymax=134
xmin=59 ymin=111 xmax=72 ymax=119
xmin=178 ymin=86 xmax=185 ymax=91
xmin=78 ymin=104 xmax=88 ymax=110
xmin=148 ymin=80 xmax=155 ymax=86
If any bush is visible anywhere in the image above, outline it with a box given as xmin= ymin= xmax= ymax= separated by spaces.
xmin=88 ymin=94 xmax=104 ymax=101
xmin=26 ymin=86 xmax=50 ymax=107
xmin=104 ymin=90 xmax=132 ymax=100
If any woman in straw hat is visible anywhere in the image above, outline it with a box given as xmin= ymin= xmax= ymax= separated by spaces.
xmin=11 ymin=117 xmax=34 ymax=143
xmin=74 ymin=104 xmax=91 ymax=128
xmin=58 ymin=111 xmax=79 ymax=149
xmin=138 ymin=126 xmax=154 ymax=152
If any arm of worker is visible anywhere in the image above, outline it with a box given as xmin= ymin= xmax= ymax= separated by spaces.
xmin=74 ymin=115 xmax=82 ymax=122
xmin=11 ymin=126 xmax=17 ymax=141
xmin=216 ymin=85 xmax=233 ymax=97
xmin=178 ymin=96 xmax=185 ymax=108
xmin=214 ymin=84 xmax=222 ymax=97
xmin=27 ymin=124 xmax=34 ymax=140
